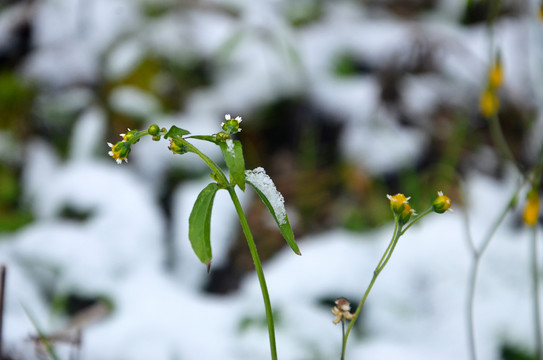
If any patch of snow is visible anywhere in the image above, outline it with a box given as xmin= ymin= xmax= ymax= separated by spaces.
xmin=109 ymin=86 xmax=161 ymax=118
xmin=245 ymin=167 xmax=287 ymax=225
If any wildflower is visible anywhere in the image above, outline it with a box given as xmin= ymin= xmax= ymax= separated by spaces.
xmin=168 ymin=138 xmax=188 ymax=155
xmin=221 ymin=114 xmax=242 ymax=135
xmin=387 ymin=193 xmax=410 ymax=215
xmin=119 ymin=128 xmax=137 ymax=142
xmin=399 ymin=202 xmax=416 ymax=224
xmin=432 ymin=191 xmax=452 ymax=214
xmin=479 ymin=88 xmax=499 ymax=118
xmin=523 ymin=190 xmax=540 ymax=226
xmin=107 ymin=141 xmax=130 ymax=164
xmin=488 ymin=62 xmax=503 ymax=89
xmin=331 ymin=297 xmax=354 ymax=324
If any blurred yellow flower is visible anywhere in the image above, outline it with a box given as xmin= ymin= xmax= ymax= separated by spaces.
xmin=479 ymin=88 xmax=499 ymax=118
xmin=523 ymin=191 xmax=540 ymax=226
xmin=488 ymin=63 xmax=503 ymax=89
xmin=387 ymin=193 xmax=410 ymax=214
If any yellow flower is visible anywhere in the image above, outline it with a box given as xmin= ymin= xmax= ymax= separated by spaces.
xmin=523 ymin=191 xmax=540 ymax=226
xmin=387 ymin=193 xmax=415 ymax=224
xmin=107 ymin=141 xmax=131 ymax=164
xmin=479 ymin=88 xmax=499 ymax=118
xmin=387 ymin=193 xmax=410 ymax=214
xmin=433 ymin=191 xmax=452 ymax=214
xmin=539 ymin=5 xmax=543 ymax=21
xmin=331 ymin=297 xmax=354 ymax=324
xmin=488 ymin=63 xmax=503 ymax=89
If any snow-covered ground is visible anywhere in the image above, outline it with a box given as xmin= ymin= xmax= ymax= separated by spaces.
xmin=1 ymin=0 xmax=543 ymax=359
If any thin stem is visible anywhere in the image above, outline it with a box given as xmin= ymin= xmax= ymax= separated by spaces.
xmin=341 ymin=221 xmax=403 ymax=359
xmin=340 ymin=320 xmax=346 ymax=360
xmin=530 ymin=226 xmax=543 ymax=360
xmin=488 ymin=114 xmax=521 ymax=174
xmin=400 ymin=208 xmax=433 ymax=236
xmin=466 ymin=188 xmax=519 ymax=360
xmin=180 ymin=139 xmax=229 ymax=185
xmin=376 ymin=220 xmax=399 ymax=271
xmin=228 ymin=187 xmax=277 ymax=360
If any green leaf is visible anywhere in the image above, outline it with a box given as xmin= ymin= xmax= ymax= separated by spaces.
xmin=220 ymin=140 xmax=246 ymax=191
xmin=246 ymin=179 xmax=300 ymax=255
xmin=164 ymin=125 xmax=190 ymax=139
xmin=189 ymin=183 xmax=220 ymax=268
xmin=189 ymin=135 xmax=219 ymax=144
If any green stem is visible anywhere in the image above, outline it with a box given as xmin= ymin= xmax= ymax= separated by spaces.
xmin=180 ymin=139 xmax=229 ymax=185
xmin=466 ymin=189 xmax=519 ymax=360
xmin=341 ymin=220 xmax=403 ymax=360
xmin=400 ymin=208 xmax=433 ymax=236
xmin=228 ymin=187 xmax=278 ymax=360
xmin=340 ymin=319 xmax=346 ymax=360
xmin=375 ymin=219 xmax=399 ymax=271
xmin=488 ymin=114 xmax=521 ymax=173
xmin=181 ymin=138 xmax=277 ymax=359
xmin=530 ymin=226 xmax=543 ymax=360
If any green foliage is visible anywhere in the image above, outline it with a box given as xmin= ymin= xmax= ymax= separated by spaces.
xmin=500 ymin=343 xmax=536 ymax=360
xmin=164 ymin=125 xmax=191 ymax=139
xmin=189 ymin=182 xmax=220 ymax=267
xmin=220 ymin=140 xmax=246 ymax=191
xmin=0 ymin=72 xmax=35 ymax=131
xmin=246 ymin=178 xmax=299 ymax=255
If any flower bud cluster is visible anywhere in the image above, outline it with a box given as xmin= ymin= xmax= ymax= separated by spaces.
xmin=387 ymin=193 xmax=416 ymax=224
xmin=215 ymin=114 xmax=242 ymax=142
xmin=479 ymin=54 xmax=503 ymax=118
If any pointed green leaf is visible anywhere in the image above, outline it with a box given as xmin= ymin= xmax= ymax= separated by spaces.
xmin=189 ymin=135 xmax=219 ymax=144
xmin=164 ymin=125 xmax=190 ymax=139
xmin=188 ymin=183 xmax=220 ymax=266
xmin=220 ymin=139 xmax=246 ymax=191
xmin=246 ymin=172 xmax=300 ymax=255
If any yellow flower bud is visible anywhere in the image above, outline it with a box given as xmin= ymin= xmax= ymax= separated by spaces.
xmin=399 ymin=202 xmax=416 ymax=224
xmin=488 ymin=63 xmax=503 ymax=89
xmin=168 ymin=138 xmax=188 ymax=155
xmin=479 ymin=88 xmax=499 ymax=118
xmin=107 ymin=141 xmax=131 ymax=164
xmin=523 ymin=191 xmax=540 ymax=226
xmin=432 ymin=191 xmax=452 ymax=214
xmin=387 ymin=193 xmax=410 ymax=215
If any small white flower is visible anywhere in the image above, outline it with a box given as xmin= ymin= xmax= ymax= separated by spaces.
xmin=224 ymin=114 xmax=242 ymax=123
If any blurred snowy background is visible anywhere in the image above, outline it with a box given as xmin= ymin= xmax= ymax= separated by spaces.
xmin=1 ymin=0 xmax=543 ymax=359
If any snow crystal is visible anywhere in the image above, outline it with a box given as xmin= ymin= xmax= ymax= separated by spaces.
xmin=226 ymin=138 xmax=235 ymax=157
xmin=245 ymin=167 xmax=287 ymax=225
